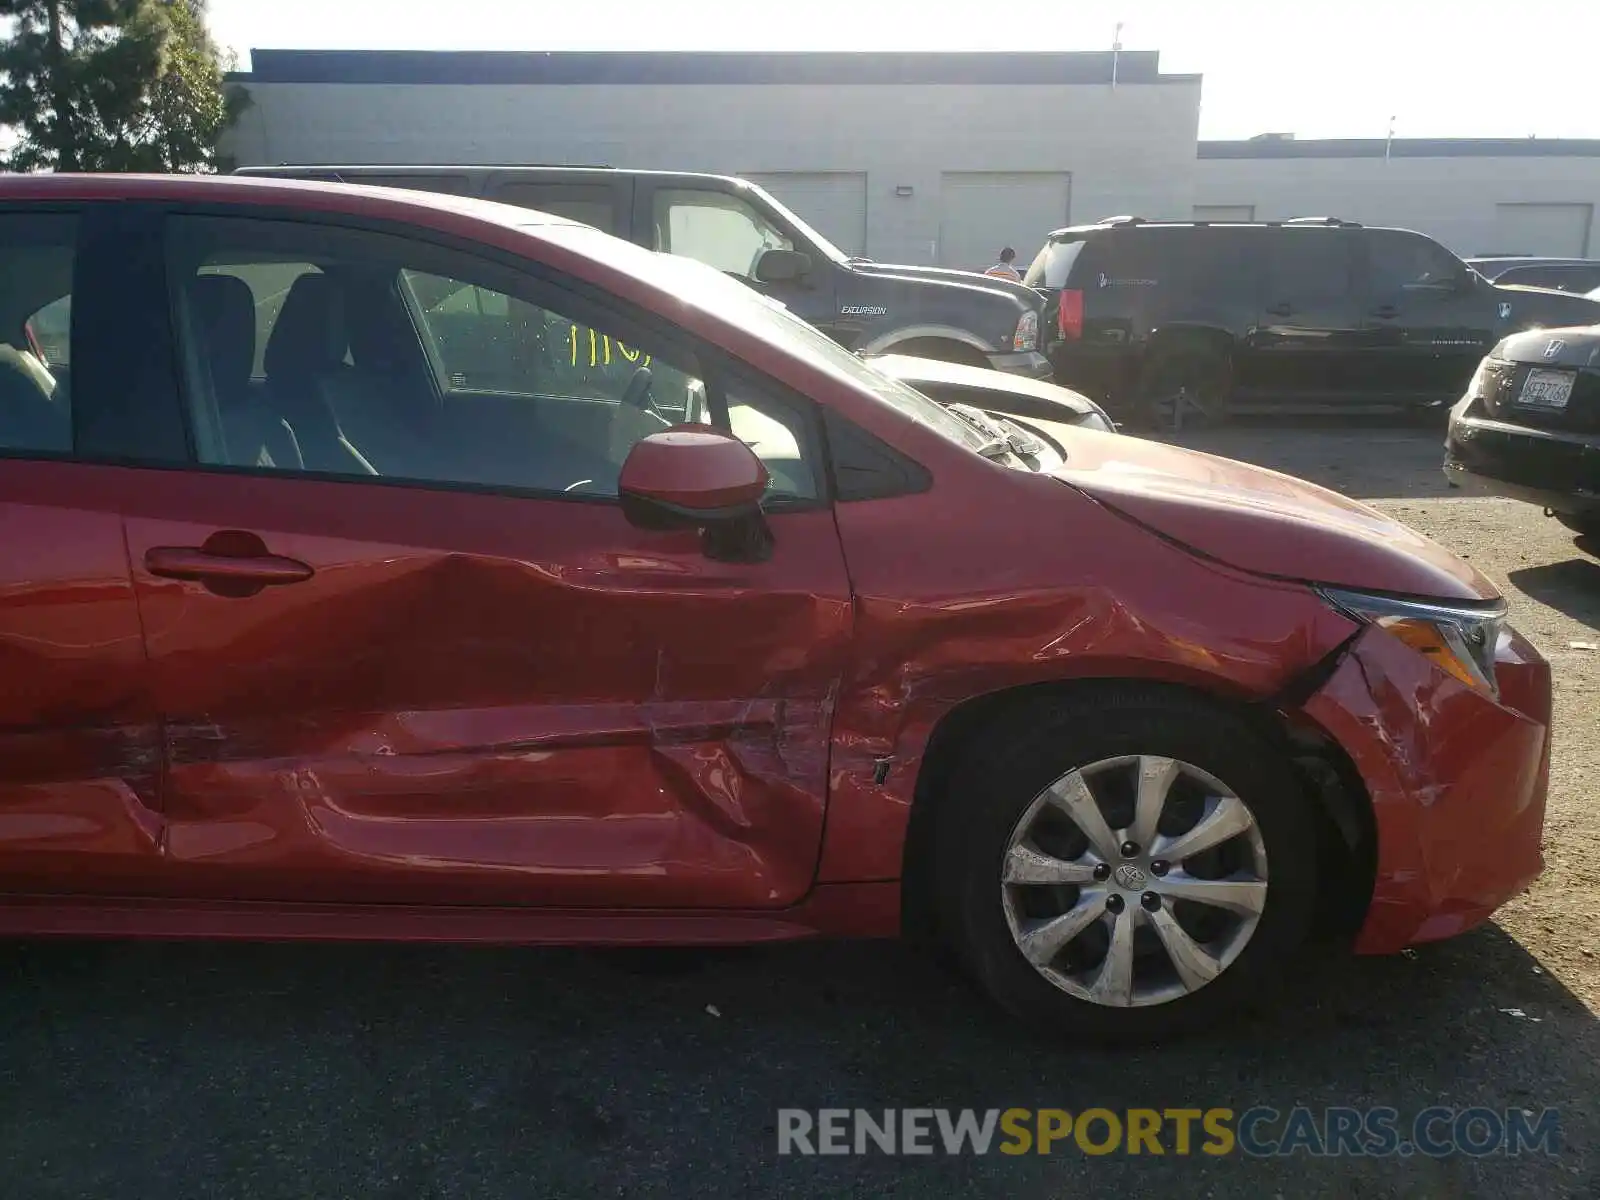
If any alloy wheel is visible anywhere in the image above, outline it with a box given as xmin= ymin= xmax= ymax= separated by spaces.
xmin=999 ymin=754 xmax=1268 ymax=1007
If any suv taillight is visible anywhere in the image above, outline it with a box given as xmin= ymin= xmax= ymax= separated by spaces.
xmin=1057 ymin=289 xmax=1084 ymax=341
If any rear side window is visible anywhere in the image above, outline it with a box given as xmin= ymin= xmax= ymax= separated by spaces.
xmin=3 ymin=214 xmax=76 ymax=456
xmin=1150 ymin=227 xmax=1260 ymax=304
xmin=1087 ymin=230 xmax=1167 ymax=284
xmin=1264 ymin=230 xmax=1355 ymax=303
xmin=350 ymin=173 xmax=473 ymax=196
xmin=286 ymin=171 xmax=473 ymax=197
xmin=492 ymin=183 xmax=618 ymax=234
xmin=1023 ymin=238 xmax=1087 ymax=289
xmin=1045 ymin=228 xmax=1260 ymax=304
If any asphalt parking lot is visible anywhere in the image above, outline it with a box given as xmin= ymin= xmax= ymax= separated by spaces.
xmin=2 ymin=421 xmax=1596 ymax=1199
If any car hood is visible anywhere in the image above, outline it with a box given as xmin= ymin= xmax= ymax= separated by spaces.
xmin=847 ymin=260 xmax=1040 ymax=306
xmin=1050 ymin=433 xmax=1498 ymax=601
xmin=1494 ymin=323 xmax=1600 ymax=368
xmin=870 ymin=353 xmax=1106 ymax=421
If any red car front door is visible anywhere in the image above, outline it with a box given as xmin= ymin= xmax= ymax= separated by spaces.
xmin=124 ymin=211 xmax=853 ymax=910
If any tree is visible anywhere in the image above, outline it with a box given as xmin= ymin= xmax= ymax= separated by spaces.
xmin=0 ymin=0 xmax=245 ymax=173
xmin=128 ymin=0 xmax=250 ymax=172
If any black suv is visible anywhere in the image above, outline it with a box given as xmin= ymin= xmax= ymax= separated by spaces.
xmin=236 ymin=165 xmax=1049 ymax=378
xmin=1024 ymin=217 xmax=1600 ymax=426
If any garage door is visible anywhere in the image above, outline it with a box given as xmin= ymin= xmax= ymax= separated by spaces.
xmin=938 ymin=172 xmax=1072 ymax=271
xmin=1489 ymin=203 xmax=1594 ymax=257
xmin=743 ymin=172 xmax=868 ymax=257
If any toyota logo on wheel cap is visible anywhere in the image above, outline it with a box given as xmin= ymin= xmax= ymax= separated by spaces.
xmin=1113 ymin=864 xmax=1149 ymax=890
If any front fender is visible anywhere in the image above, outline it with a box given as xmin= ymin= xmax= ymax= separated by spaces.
xmin=817 ymin=469 xmax=1358 ymax=882
xmin=861 ymin=323 xmax=996 ymax=355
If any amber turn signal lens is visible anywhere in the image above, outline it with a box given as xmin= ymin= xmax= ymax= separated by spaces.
xmin=1377 ymin=617 xmax=1489 ymax=692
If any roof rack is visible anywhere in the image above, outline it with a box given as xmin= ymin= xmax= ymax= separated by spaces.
xmin=1283 ymin=215 xmax=1362 ymax=227
xmin=1096 ymin=215 xmax=1146 ymax=227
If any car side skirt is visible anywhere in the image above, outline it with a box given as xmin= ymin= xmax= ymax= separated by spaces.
xmin=0 ymin=882 xmax=901 ymax=944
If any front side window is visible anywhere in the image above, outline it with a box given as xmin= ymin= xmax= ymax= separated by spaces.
xmin=652 ymin=188 xmax=793 ymax=279
xmin=2 ymin=215 xmax=76 ymax=456
xmin=400 ymin=272 xmax=692 ymax=415
xmin=1366 ymin=231 xmax=1467 ymax=295
xmin=26 ymin=295 xmax=71 ymax=368
xmin=164 ymin=216 xmax=818 ymax=502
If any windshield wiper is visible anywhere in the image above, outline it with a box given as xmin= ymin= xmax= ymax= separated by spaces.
xmin=944 ymin=402 xmax=1016 ymax=460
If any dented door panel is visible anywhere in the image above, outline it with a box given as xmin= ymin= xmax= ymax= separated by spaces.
xmin=124 ymin=469 xmax=850 ymax=908
xmin=0 ymin=463 xmax=163 ymax=893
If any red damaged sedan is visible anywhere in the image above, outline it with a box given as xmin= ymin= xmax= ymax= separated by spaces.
xmin=0 ymin=175 xmax=1549 ymax=1038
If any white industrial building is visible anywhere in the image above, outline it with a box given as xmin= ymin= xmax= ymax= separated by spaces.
xmin=224 ymin=49 xmax=1600 ymax=265
xmin=1196 ymin=137 xmax=1600 ymax=257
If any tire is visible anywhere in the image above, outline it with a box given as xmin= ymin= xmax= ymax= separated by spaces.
xmin=1555 ymin=513 xmax=1600 ymax=539
xmin=1136 ymin=344 xmax=1233 ymax=432
xmin=930 ymin=687 xmax=1319 ymax=1043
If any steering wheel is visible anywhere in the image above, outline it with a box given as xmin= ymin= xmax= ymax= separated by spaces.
xmin=620 ymin=365 xmax=666 ymax=421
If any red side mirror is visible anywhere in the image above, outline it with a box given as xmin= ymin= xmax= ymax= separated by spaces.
xmin=619 ymin=426 xmax=769 ymax=530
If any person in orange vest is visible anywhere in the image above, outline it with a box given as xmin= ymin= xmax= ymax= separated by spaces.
xmin=985 ymin=247 xmax=1021 ymax=281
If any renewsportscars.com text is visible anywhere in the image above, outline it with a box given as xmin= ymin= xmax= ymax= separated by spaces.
xmin=776 ymin=1106 xmax=1560 ymax=1158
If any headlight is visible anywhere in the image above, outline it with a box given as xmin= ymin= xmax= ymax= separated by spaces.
xmin=1013 ymin=310 xmax=1039 ymax=353
xmin=1320 ymin=587 xmax=1506 ymax=696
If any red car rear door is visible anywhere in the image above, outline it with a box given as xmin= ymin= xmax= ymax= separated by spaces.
xmin=0 ymin=205 xmax=186 ymax=897
xmin=123 ymin=209 xmax=853 ymax=909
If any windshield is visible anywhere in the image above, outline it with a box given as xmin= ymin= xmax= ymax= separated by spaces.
xmin=1023 ymin=237 xmax=1087 ymax=289
xmin=736 ymin=183 xmax=850 ymax=267
xmin=537 ymin=226 xmax=994 ymax=454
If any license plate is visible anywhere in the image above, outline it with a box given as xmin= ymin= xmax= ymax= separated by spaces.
xmin=1517 ymin=368 xmax=1575 ymax=409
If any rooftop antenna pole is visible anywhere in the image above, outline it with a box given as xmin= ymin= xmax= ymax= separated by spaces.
xmin=1385 ymin=114 xmax=1396 ymax=163
xmin=1111 ymin=22 xmax=1123 ymax=88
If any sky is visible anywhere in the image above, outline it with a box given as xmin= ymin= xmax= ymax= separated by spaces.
xmin=208 ymin=0 xmax=1600 ymax=142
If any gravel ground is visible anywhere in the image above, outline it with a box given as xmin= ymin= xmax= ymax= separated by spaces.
xmin=1 ymin=423 xmax=1596 ymax=1198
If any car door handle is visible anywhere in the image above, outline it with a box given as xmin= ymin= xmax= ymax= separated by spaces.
xmin=1265 ymin=301 xmax=1293 ymax=316
xmin=1370 ymin=305 xmax=1400 ymax=319
xmin=144 ymin=546 xmax=314 ymax=586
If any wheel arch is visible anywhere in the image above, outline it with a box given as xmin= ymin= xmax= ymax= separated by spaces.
xmin=1143 ymin=322 xmax=1238 ymax=365
xmin=863 ymin=325 xmax=994 ymax=366
xmin=898 ymin=674 xmax=1377 ymax=946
